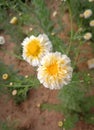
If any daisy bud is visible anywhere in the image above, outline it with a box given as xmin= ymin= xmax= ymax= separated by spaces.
xmin=12 ymin=90 xmax=17 ymax=96
xmin=83 ymin=32 xmax=92 ymax=40
xmin=2 ymin=73 xmax=9 ymax=80
xmin=88 ymin=0 xmax=94 ymax=2
xmin=83 ymin=9 xmax=92 ymax=19
xmin=0 ymin=36 xmax=5 ymax=45
xmin=52 ymin=11 xmax=57 ymax=17
xmin=36 ymin=103 xmax=41 ymax=108
xmin=25 ymin=75 xmax=29 ymax=78
xmin=10 ymin=17 xmax=18 ymax=25
xmin=58 ymin=121 xmax=63 ymax=127
xmin=79 ymin=13 xmax=84 ymax=18
xmin=87 ymin=58 xmax=94 ymax=69
xmin=9 ymin=82 xmax=13 ymax=86
xmin=29 ymin=27 xmax=33 ymax=31
xmin=51 ymin=32 xmax=55 ymax=36
xmin=90 ymin=20 xmax=94 ymax=27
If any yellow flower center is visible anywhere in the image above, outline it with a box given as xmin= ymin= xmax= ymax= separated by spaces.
xmin=26 ymin=39 xmax=41 ymax=57
xmin=58 ymin=121 xmax=63 ymax=127
xmin=47 ymin=62 xmax=58 ymax=75
xmin=2 ymin=73 xmax=9 ymax=80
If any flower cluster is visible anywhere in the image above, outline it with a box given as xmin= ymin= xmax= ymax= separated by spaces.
xmin=79 ymin=3 xmax=94 ymax=41
xmin=22 ymin=34 xmax=73 ymax=89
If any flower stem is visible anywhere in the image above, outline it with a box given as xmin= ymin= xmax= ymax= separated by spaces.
xmin=66 ymin=2 xmax=73 ymax=55
xmin=73 ymin=40 xmax=82 ymax=69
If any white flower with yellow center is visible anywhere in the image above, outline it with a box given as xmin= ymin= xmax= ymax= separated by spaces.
xmin=37 ymin=52 xmax=73 ymax=89
xmin=83 ymin=9 xmax=92 ymax=19
xmin=90 ymin=20 xmax=94 ymax=27
xmin=22 ymin=34 xmax=52 ymax=66
xmin=83 ymin=32 xmax=92 ymax=40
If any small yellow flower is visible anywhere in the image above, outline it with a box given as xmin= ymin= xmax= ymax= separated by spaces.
xmin=2 ymin=73 xmax=9 ymax=80
xmin=10 ymin=17 xmax=18 ymax=25
xmin=90 ymin=20 xmax=94 ymax=27
xmin=25 ymin=75 xmax=29 ymax=78
xmin=36 ymin=103 xmax=41 ymax=108
xmin=87 ymin=73 xmax=90 ymax=76
xmin=51 ymin=32 xmax=55 ymax=36
xmin=9 ymin=82 xmax=13 ymax=86
xmin=79 ymin=13 xmax=84 ymax=18
xmin=52 ymin=11 xmax=57 ymax=17
xmin=58 ymin=121 xmax=63 ymax=127
xmin=29 ymin=27 xmax=33 ymax=31
xmin=12 ymin=90 xmax=17 ymax=96
xmin=83 ymin=9 xmax=92 ymax=19
xmin=19 ymin=13 xmax=22 ymax=16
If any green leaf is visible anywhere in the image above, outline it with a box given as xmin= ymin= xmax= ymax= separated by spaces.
xmin=41 ymin=103 xmax=64 ymax=113
xmin=63 ymin=114 xmax=79 ymax=130
xmin=84 ymin=113 xmax=94 ymax=125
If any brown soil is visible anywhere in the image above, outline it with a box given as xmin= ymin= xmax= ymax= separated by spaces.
xmin=0 ymin=0 xmax=94 ymax=130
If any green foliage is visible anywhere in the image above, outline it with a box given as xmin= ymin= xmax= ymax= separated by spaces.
xmin=0 ymin=0 xmax=94 ymax=129
xmin=84 ymin=113 xmax=94 ymax=125
xmin=59 ymin=85 xmax=84 ymax=114
xmin=41 ymin=71 xmax=94 ymax=130
xmin=0 ymin=61 xmax=40 ymax=104
xmin=32 ymin=0 xmax=54 ymax=34
xmin=32 ymin=0 xmax=67 ymax=54
xmin=66 ymin=0 xmax=94 ymax=41
xmin=0 ymin=120 xmax=16 ymax=130
xmin=42 ymin=103 xmax=63 ymax=113
xmin=0 ymin=0 xmax=67 ymax=57
xmin=63 ymin=114 xmax=79 ymax=130
xmin=0 ymin=0 xmax=37 ymax=58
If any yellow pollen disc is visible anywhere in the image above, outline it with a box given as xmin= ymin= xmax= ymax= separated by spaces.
xmin=26 ymin=39 xmax=41 ymax=57
xmin=47 ymin=63 xmax=58 ymax=75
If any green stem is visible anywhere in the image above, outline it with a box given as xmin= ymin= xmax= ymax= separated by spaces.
xmin=66 ymin=2 xmax=73 ymax=55
xmin=73 ymin=40 xmax=82 ymax=69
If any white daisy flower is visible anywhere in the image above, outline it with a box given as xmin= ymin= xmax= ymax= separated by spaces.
xmin=0 ymin=36 xmax=5 ymax=45
xmin=22 ymin=34 xmax=52 ymax=66
xmin=88 ymin=0 xmax=94 ymax=2
xmin=37 ymin=52 xmax=73 ymax=89
xmin=90 ymin=20 xmax=94 ymax=27
xmin=83 ymin=9 xmax=92 ymax=19
xmin=83 ymin=32 xmax=92 ymax=40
